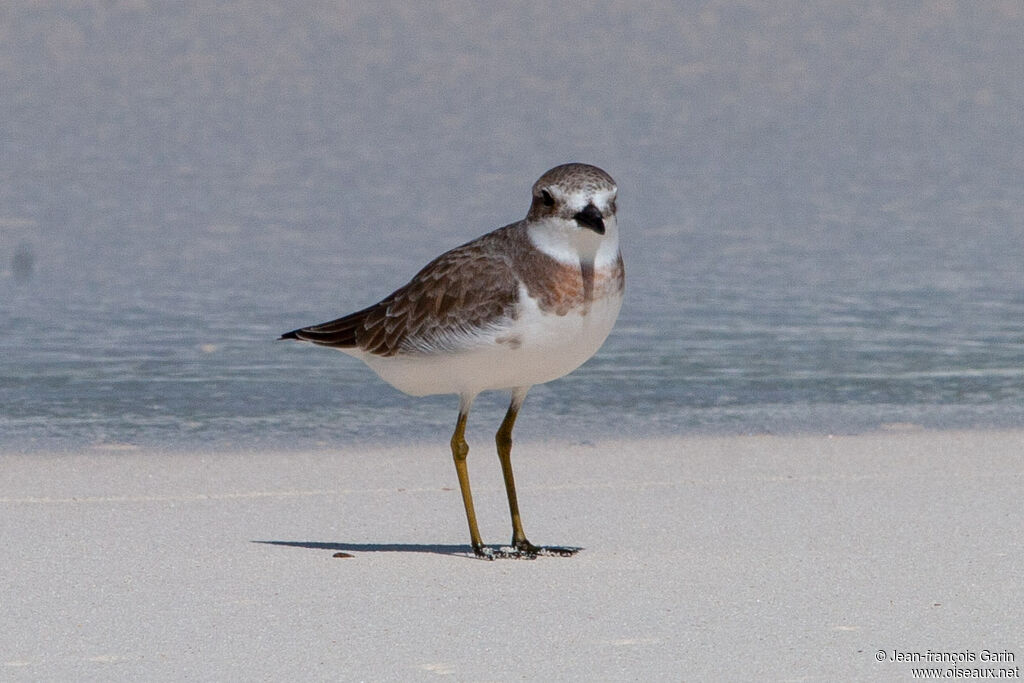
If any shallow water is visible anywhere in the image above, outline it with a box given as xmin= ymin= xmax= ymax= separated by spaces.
xmin=2 ymin=3 xmax=1023 ymax=451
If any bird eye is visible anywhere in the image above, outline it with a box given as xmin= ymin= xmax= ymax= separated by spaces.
xmin=541 ymin=190 xmax=555 ymax=207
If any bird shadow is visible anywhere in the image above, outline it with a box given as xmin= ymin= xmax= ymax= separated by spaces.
xmin=253 ymin=540 xmax=584 ymax=560
xmin=253 ymin=540 xmax=475 ymax=558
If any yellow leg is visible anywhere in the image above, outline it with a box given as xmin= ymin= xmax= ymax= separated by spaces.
xmin=495 ymin=391 xmax=534 ymax=551
xmin=495 ymin=388 xmax=579 ymax=558
xmin=451 ymin=402 xmax=487 ymax=557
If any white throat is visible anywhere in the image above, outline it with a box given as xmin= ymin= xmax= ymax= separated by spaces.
xmin=526 ymin=215 xmax=620 ymax=268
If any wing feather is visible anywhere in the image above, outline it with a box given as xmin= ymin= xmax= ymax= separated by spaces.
xmin=279 ymin=226 xmax=522 ymax=356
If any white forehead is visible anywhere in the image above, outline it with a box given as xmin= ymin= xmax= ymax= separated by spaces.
xmin=555 ymin=186 xmax=617 ymax=212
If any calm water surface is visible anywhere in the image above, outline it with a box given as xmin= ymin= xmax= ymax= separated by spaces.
xmin=2 ymin=3 xmax=1022 ymax=451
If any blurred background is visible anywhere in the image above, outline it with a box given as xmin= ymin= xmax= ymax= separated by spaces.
xmin=1 ymin=1 xmax=1022 ymax=451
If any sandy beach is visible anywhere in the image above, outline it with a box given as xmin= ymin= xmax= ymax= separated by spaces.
xmin=2 ymin=429 xmax=1022 ymax=681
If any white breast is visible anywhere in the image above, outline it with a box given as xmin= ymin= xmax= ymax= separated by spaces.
xmin=356 ymin=280 xmax=623 ymax=397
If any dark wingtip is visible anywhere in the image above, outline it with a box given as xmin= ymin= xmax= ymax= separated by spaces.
xmin=276 ymin=309 xmax=367 ymax=349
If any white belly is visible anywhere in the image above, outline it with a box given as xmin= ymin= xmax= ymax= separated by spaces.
xmin=352 ymin=289 xmax=623 ymax=397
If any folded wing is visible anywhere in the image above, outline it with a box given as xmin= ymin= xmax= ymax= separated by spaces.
xmin=280 ymin=233 xmax=521 ymax=357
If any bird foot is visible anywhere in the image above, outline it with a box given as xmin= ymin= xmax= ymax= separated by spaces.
xmin=472 ymin=542 xmax=581 ymax=560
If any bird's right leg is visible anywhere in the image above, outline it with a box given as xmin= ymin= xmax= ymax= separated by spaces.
xmin=450 ymin=396 xmax=490 ymax=559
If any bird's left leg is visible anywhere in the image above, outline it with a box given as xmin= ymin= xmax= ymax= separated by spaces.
xmin=495 ymin=387 xmax=579 ymax=558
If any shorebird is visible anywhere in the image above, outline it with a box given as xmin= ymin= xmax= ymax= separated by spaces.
xmin=281 ymin=163 xmax=624 ymax=559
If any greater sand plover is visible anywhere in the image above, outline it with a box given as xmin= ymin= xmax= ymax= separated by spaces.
xmin=281 ymin=163 xmax=624 ymax=559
